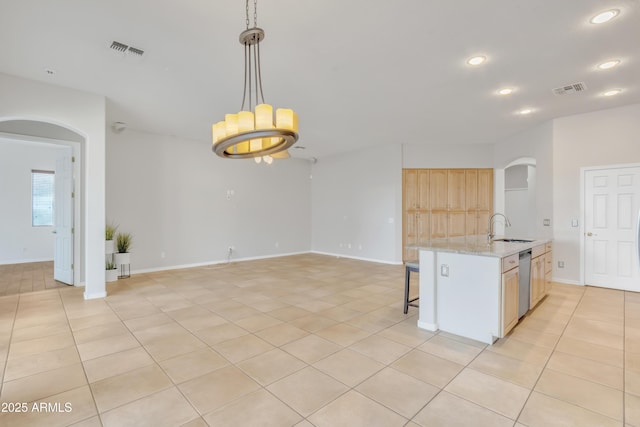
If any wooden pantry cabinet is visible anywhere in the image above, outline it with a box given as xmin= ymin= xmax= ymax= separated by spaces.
xmin=403 ymin=168 xmax=494 ymax=262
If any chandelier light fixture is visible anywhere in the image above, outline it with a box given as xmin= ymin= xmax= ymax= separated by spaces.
xmin=212 ymin=0 xmax=298 ymax=163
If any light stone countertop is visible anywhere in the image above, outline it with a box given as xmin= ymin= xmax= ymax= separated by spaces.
xmin=408 ymin=234 xmax=551 ymax=258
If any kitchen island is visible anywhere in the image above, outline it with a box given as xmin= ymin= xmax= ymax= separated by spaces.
xmin=411 ymin=235 xmax=552 ymax=345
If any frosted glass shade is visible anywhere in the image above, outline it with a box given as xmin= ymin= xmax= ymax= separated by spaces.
xmin=276 ymin=109 xmax=298 ymax=132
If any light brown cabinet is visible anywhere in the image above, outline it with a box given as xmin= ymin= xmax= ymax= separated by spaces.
xmin=402 ymin=168 xmax=494 ymax=262
xmin=544 ymin=243 xmax=553 ymax=294
xmin=530 ymin=242 xmax=553 ymax=308
xmin=403 ymin=170 xmax=430 ymax=261
xmin=502 ymin=264 xmax=519 ymax=336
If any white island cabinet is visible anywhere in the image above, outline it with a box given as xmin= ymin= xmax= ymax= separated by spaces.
xmin=413 ymin=235 xmax=551 ymax=345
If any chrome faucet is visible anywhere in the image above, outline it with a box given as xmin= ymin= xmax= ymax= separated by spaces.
xmin=488 ymin=213 xmax=511 ymax=242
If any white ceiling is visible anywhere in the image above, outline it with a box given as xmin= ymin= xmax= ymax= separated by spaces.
xmin=1 ymin=0 xmax=638 ymax=159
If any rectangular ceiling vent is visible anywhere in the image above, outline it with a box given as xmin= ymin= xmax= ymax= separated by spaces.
xmin=127 ymin=46 xmax=144 ymax=56
xmin=110 ymin=41 xmax=129 ymax=52
xmin=552 ymin=82 xmax=587 ymax=95
xmin=109 ymin=41 xmax=145 ymax=57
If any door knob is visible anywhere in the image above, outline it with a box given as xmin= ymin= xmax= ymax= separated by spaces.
xmin=587 ymin=232 xmax=596 ymax=236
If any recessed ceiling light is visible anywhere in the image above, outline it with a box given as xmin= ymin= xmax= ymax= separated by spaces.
xmin=590 ymin=9 xmax=619 ymax=24
xmin=603 ymin=89 xmax=622 ymax=97
xmin=518 ymin=108 xmax=533 ymax=115
xmin=467 ymin=55 xmax=486 ymax=66
xmin=498 ymin=88 xmax=513 ymax=96
xmin=598 ymin=60 xmax=620 ymax=70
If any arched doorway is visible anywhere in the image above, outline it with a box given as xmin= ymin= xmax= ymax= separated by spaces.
xmin=495 ymin=157 xmax=537 ymax=237
xmin=0 ymin=120 xmax=84 ymax=293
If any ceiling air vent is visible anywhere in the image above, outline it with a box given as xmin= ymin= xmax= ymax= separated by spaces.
xmin=109 ymin=41 xmax=145 ymax=57
xmin=127 ymin=46 xmax=144 ymax=57
xmin=110 ymin=41 xmax=129 ymax=52
xmin=552 ymin=82 xmax=587 ymax=95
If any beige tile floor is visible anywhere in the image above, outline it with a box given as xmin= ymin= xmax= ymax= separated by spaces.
xmin=0 ymin=262 xmax=68 ymax=296
xmin=0 ymin=253 xmax=638 ymax=426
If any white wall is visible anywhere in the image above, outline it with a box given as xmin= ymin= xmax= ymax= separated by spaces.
xmin=106 ymin=129 xmax=312 ymax=271
xmin=311 ymin=145 xmax=403 ymax=264
xmin=552 ymin=103 xmax=640 ymax=284
xmin=0 ymin=140 xmax=65 ymax=263
xmin=494 ymin=121 xmax=554 ymax=240
xmin=0 ymin=73 xmax=106 ymax=299
xmin=402 ymin=143 xmax=494 ymax=168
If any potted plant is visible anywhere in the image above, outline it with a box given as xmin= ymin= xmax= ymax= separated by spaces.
xmin=114 ymin=232 xmax=132 ymax=266
xmin=105 ymin=223 xmax=118 ymax=254
xmin=105 ymin=260 xmax=118 ymax=282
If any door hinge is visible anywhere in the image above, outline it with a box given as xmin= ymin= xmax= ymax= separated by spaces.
xmin=71 ymin=227 xmax=74 ymax=234
xmin=72 ymin=156 xmax=75 ymax=162
xmin=71 ymin=263 xmax=74 ymax=270
xmin=71 ymin=191 xmax=75 ymax=198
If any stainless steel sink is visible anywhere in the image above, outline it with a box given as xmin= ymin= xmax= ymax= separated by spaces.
xmin=492 ymin=238 xmax=534 ymax=243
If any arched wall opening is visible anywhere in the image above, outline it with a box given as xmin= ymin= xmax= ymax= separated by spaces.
xmin=0 ymin=72 xmax=107 ymax=299
xmin=0 ymin=120 xmax=85 ymax=287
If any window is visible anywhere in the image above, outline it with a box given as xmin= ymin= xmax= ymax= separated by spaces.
xmin=32 ymin=170 xmax=55 ymax=227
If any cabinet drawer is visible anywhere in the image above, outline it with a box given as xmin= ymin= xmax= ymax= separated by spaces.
xmin=502 ymin=253 xmax=519 ymax=272
xmin=545 ymin=242 xmax=552 ymax=253
xmin=532 ymin=244 xmax=546 ymax=258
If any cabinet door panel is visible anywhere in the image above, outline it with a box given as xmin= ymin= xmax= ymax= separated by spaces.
xmin=430 ymin=211 xmax=448 ymax=239
xmin=477 ymin=169 xmax=494 ymax=211
xmin=466 ymin=212 xmax=479 ymax=235
xmin=418 ymin=170 xmax=430 ymax=210
xmin=448 ymin=212 xmax=466 ymax=237
xmin=403 ymin=169 xmax=418 ymax=210
xmin=465 ymin=169 xmax=478 ymax=210
xmin=448 ymin=170 xmax=466 ymax=210
xmin=530 ymin=255 xmax=545 ymax=307
xmin=502 ymin=268 xmax=519 ymax=336
xmin=430 ymin=170 xmax=448 ymax=210
xmin=417 ymin=211 xmax=430 ymax=242
xmin=403 ymin=212 xmax=417 ymax=262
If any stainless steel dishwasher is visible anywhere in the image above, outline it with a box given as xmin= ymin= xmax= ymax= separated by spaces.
xmin=518 ymin=250 xmax=531 ymax=318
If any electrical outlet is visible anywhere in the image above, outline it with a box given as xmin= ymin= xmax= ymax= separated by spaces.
xmin=543 ymin=219 xmax=551 ymax=226
xmin=558 ymin=261 xmax=564 ymax=268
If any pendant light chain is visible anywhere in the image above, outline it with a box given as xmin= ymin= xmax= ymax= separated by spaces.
xmin=212 ymin=0 xmax=298 ymax=160
xmin=253 ymin=0 xmax=258 ymax=27
xmin=245 ymin=0 xmax=250 ymax=30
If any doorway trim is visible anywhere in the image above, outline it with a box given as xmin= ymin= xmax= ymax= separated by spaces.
xmin=580 ymin=162 xmax=640 ymax=286
xmin=0 ymin=131 xmax=83 ymax=287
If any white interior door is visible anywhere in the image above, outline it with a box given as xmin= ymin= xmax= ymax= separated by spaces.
xmin=54 ymin=147 xmax=74 ymax=284
xmin=585 ymin=166 xmax=640 ymax=291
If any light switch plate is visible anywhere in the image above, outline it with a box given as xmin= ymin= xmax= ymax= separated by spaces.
xmin=440 ymin=264 xmax=449 ymax=277
xmin=571 ymin=219 xmax=579 ymax=227
xmin=543 ymin=219 xmax=551 ymax=226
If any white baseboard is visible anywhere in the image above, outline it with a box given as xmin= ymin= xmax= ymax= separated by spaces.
xmin=84 ymin=291 xmax=107 ymax=300
xmin=130 ymin=251 xmax=311 ymax=275
xmin=552 ymin=278 xmax=583 ymax=286
xmin=310 ymin=251 xmax=403 ymax=266
xmin=0 ymin=258 xmax=53 ymax=265
xmin=417 ymin=319 xmax=438 ymax=331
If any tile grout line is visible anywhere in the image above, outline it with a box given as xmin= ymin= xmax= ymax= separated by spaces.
xmin=511 ymin=284 xmax=585 ymax=424
xmin=58 ymin=288 xmax=105 ymax=426
xmin=0 ymin=293 xmax=20 ymax=399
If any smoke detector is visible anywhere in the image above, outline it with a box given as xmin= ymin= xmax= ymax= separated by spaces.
xmin=553 ymin=82 xmax=587 ymax=95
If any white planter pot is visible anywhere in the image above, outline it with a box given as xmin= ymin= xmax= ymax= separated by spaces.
xmin=114 ymin=252 xmax=131 ymax=266
xmin=105 ymin=269 xmax=118 ymax=282
xmin=105 ymin=240 xmax=115 ymax=254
